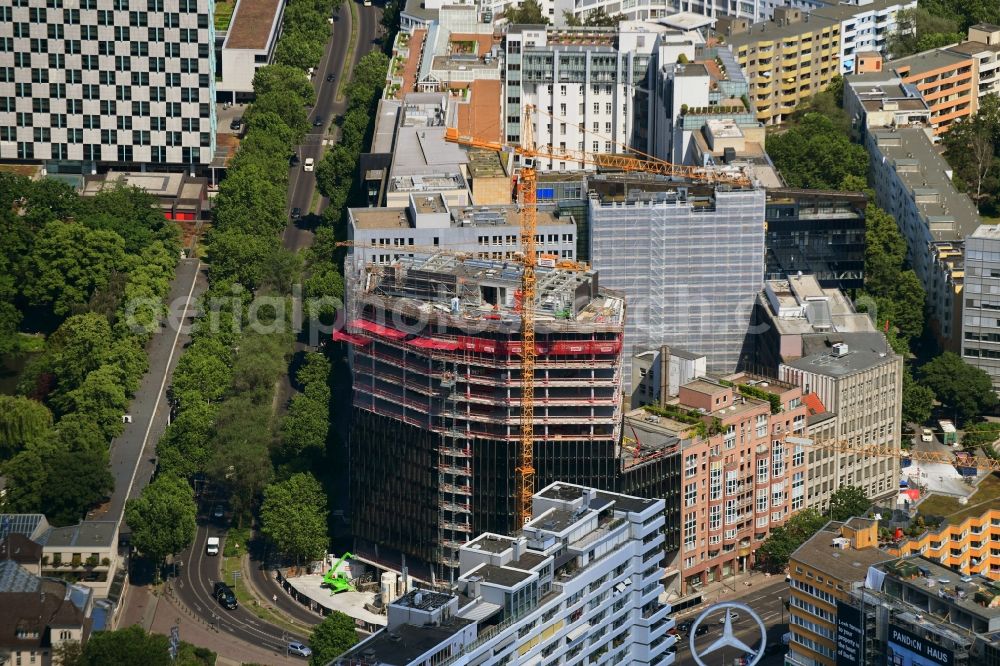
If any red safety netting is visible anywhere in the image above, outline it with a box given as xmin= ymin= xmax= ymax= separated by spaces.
xmin=348 ymin=319 xmax=408 ymax=339
xmin=408 ymin=337 xmax=461 ymax=351
xmin=332 ymin=330 xmax=373 ymax=345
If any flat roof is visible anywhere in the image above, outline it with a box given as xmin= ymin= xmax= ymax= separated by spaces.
xmin=785 ymin=332 xmax=898 ymax=376
xmin=457 ymin=80 xmax=502 ymax=147
xmin=510 ymin=552 xmax=549 ymax=572
xmin=792 ymin=521 xmax=895 ymax=583
xmin=526 ymin=508 xmax=582 ymax=534
xmin=812 ymin=0 xmax=919 ymax=21
xmin=889 ymin=49 xmax=971 ymax=76
xmin=402 ymin=0 xmax=438 ymax=22
xmin=658 ymin=11 xmax=716 ymax=30
xmin=466 ymin=148 xmax=506 ymax=178
xmin=350 ymin=205 xmax=570 ymax=230
xmin=225 ymin=0 xmax=282 ymax=50
xmin=464 ymin=534 xmax=515 ymax=554
xmin=948 ymin=40 xmax=1000 ymax=55
xmin=595 ymin=490 xmax=658 ymax=515
xmin=474 ymin=564 xmax=533 ymax=587
xmin=681 ymin=378 xmax=728 ymax=396
xmin=884 ymin=556 xmax=1000 ymax=622
xmin=337 ymin=619 xmax=472 ymax=664
xmin=43 ymin=521 xmax=117 ymax=549
xmin=725 ymin=14 xmax=838 ymax=49
xmin=869 ymin=128 xmax=981 ymax=240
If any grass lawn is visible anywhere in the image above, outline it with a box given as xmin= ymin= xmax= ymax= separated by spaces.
xmin=918 ymin=472 xmax=1000 ymax=523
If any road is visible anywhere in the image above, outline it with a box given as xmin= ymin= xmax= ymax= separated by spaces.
xmin=285 ymin=1 xmax=383 ymax=252
xmin=91 ymin=258 xmax=207 ymax=526
xmin=173 ymin=502 xmax=309 ymax=654
xmin=674 ymin=577 xmax=790 ymax=666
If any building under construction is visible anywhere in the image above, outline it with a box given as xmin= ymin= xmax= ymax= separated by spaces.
xmin=339 ymin=254 xmax=627 ymax=578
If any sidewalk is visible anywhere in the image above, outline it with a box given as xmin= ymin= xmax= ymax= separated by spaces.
xmin=670 ymin=567 xmax=785 ymax=618
xmin=119 ymin=581 xmax=300 ymax=665
xmin=239 ymin=554 xmax=322 ymax=632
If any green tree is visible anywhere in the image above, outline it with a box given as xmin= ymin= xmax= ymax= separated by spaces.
xmin=156 ymin=402 xmax=218 ymax=479
xmin=80 ymin=185 xmax=177 ymax=254
xmin=888 ymin=8 xmax=964 ymax=57
xmin=261 ymin=473 xmax=329 ymax=562
xmin=0 ymin=396 xmax=53 ymax=459
xmin=765 ymin=113 xmax=869 ymax=190
xmin=902 ymin=371 xmax=935 ymax=425
xmin=829 ymin=485 xmax=872 ymax=521
xmin=44 ymin=446 xmax=113 ymax=526
xmin=757 ymin=508 xmax=828 ymax=571
xmin=863 ymin=205 xmax=907 ymax=298
xmin=125 ymin=474 xmax=197 ymax=577
xmin=80 ymin=626 xmax=172 ymax=666
xmin=252 ymin=65 xmax=318 ymax=106
xmin=309 ymin=612 xmax=359 ymax=665
xmin=169 ymin=338 xmax=233 ymax=408
xmin=52 ymin=639 xmax=85 ymax=666
xmin=0 ymin=299 xmax=20 ymax=358
xmin=920 ymin=352 xmax=998 ymax=423
xmin=208 ymin=397 xmax=274 ymax=520
xmin=63 ymin=364 xmax=129 ymax=441
xmin=878 ymin=270 xmax=926 ymax=344
xmin=205 ymin=230 xmax=281 ymax=290
xmin=959 ymin=420 xmax=1000 ymax=452
xmin=23 ymin=221 xmax=127 ymax=316
xmin=503 ymin=0 xmax=548 ymax=23
xmin=942 ymin=94 xmax=1000 ymax=212
xmin=47 ymin=312 xmax=114 ymax=400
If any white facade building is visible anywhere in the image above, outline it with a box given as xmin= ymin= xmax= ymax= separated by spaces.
xmin=504 ymin=24 xmax=682 ymax=164
xmin=347 ymin=195 xmax=577 ymax=270
xmin=216 ymin=0 xmax=284 ymax=102
xmin=332 ymin=483 xmax=675 ymax=666
xmin=812 ymin=0 xmax=917 ymax=75
xmin=0 ymin=0 xmax=216 ymax=167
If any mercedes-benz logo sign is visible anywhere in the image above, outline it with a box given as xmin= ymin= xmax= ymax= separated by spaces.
xmin=688 ymin=601 xmax=768 ymax=666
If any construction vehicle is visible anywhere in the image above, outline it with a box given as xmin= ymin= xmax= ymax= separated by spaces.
xmin=321 ymin=552 xmax=355 ymax=594
xmin=442 ymin=105 xmax=751 ymax=525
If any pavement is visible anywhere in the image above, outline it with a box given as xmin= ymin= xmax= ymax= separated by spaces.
xmin=905 ymin=432 xmax=975 ymax=497
xmin=90 ymin=257 xmax=208 ymax=525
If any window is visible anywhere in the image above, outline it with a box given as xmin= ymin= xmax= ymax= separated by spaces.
xmin=710 ymin=465 xmax=722 ymax=500
xmin=726 ymin=470 xmax=739 ymax=496
xmin=684 ymin=482 xmax=697 ymax=508
xmin=757 ymin=457 xmax=768 ymax=483
xmin=792 ymin=444 xmax=804 ymax=467
xmin=756 ymin=414 xmax=767 ymax=438
xmin=685 ymin=454 xmax=698 ymax=476
xmin=772 ymin=442 xmax=784 ymax=477
xmin=725 ymin=499 xmax=737 ymax=525
xmin=756 ymin=488 xmax=768 ymax=513
xmin=684 ymin=513 xmax=697 ymax=551
xmin=709 ymin=505 xmax=721 ymax=530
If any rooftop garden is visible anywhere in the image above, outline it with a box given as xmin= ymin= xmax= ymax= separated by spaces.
xmin=642 ymin=404 xmax=723 ymax=439
xmin=917 ymin=472 xmax=1000 ymax=523
xmin=214 ymin=0 xmax=235 ymax=31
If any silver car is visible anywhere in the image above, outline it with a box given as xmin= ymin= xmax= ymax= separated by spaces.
xmin=288 ymin=642 xmax=312 ymax=657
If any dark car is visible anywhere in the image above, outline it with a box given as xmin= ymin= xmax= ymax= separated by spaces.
xmin=694 ymin=624 xmax=710 ymax=636
xmin=213 ymin=582 xmax=237 ymax=610
xmin=290 ymin=207 xmax=302 ymax=220
xmin=326 ymin=74 xmax=336 ymax=83
xmin=289 ymin=153 xmax=300 ymax=166
xmin=312 ymin=116 xmax=323 ymax=127
xmin=229 ymin=117 xmax=242 ymax=131
xmin=212 ymin=504 xmax=225 ymax=519
xmin=677 ymin=621 xmax=693 ymax=635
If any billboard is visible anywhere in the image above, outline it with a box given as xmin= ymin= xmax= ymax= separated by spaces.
xmin=836 ymin=600 xmax=865 ymax=666
xmin=886 ymin=625 xmax=954 ymax=666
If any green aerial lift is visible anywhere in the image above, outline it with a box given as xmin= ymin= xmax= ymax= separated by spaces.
xmin=321 ymin=552 xmax=355 ymax=594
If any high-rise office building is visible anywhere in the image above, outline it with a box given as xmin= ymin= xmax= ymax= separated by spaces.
xmin=587 ymin=175 xmax=766 ymax=385
xmin=961 ymin=225 xmax=1000 ymax=393
xmin=342 ymin=254 xmax=626 ymax=578
xmin=0 ymin=0 xmax=216 ymax=168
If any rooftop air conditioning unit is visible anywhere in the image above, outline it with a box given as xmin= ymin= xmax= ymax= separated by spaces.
xmin=831 ymin=343 xmax=849 ymax=357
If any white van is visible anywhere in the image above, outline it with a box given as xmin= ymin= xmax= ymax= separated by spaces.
xmin=206 ymin=537 xmax=220 ymax=556
xmin=303 ymin=157 xmax=315 ymax=172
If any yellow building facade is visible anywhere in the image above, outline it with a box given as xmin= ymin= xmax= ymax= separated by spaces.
xmin=886 ymin=508 xmax=1000 ymax=580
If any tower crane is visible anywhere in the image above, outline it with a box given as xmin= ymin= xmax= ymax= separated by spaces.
xmin=788 ymin=437 xmax=1000 ymax=471
xmin=444 ymin=105 xmax=754 ymax=525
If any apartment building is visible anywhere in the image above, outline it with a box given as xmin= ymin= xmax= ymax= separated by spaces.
xmin=721 ymin=8 xmax=840 ymax=125
xmin=333 ymin=483 xmax=675 ymax=666
xmin=0 ymin=514 xmax=121 ymax=598
xmin=503 ymin=24 xmax=666 ymax=161
xmin=961 ymin=23 xmax=1000 ymax=101
xmin=778 ymin=329 xmax=902 ymax=504
xmin=843 ymin=75 xmax=932 ymax=130
xmin=346 ymin=195 xmax=577 ymax=270
xmin=630 ymin=345 xmax=707 ymax=408
xmin=811 ymin=0 xmax=916 ymax=75
xmin=0 ymin=560 xmax=95 ymax=666
xmin=887 ymin=49 xmax=978 ymax=134
xmin=343 ymin=255 xmax=626 ymax=577
xmin=764 ymin=189 xmax=868 ymax=291
xmin=863 ymin=127 xmax=981 ymax=350
xmin=962 ymin=225 xmax=1000 ymax=392
xmin=886 ymin=507 xmax=1000 ymax=579
xmin=624 ymin=375 xmax=808 ymax=599
xmin=787 ymin=517 xmax=894 ymax=666
xmin=588 ymin=176 xmax=766 ymax=383
xmin=0 ymin=0 xmax=216 ymax=168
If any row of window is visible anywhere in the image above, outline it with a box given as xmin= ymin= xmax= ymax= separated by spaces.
xmin=13 ymin=142 xmax=202 ymax=162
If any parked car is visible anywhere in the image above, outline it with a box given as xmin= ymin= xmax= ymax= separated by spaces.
xmin=694 ymin=624 xmax=710 ymax=636
xmin=312 ymin=116 xmax=323 ymax=127
xmin=206 ymin=537 xmax=220 ymax=556
xmin=303 ymin=158 xmax=315 ymax=172
xmin=326 ymin=74 xmax=336 ymax=83
xmin=229 ymin=117 xmax=242 ymax=131
xmin=290 ymin=207 xmax=302 ymax=220
xmin=289 ymin=153 xmax=300 ymax=166
xmin=719 ymin=612 xmax=740 ymax=624
xmin=921 ymin=428 xmax=934 ymax=443
xmin=287 ymin=642 xmax=312 ymax=658
xmin=213 ymin=582 xmax=238 ymax=610
xmin=212 ymin=504 xmax=225 ymax=519
xmin=677 ymin=621 xmax=693 ymax=635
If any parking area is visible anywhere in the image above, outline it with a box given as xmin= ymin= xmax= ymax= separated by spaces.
xmin=216 ymin=102 xmax=249 ymax=136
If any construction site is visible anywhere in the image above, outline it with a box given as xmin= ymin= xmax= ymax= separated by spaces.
xmin=338 ymin=253 xmax=629 ymax=578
